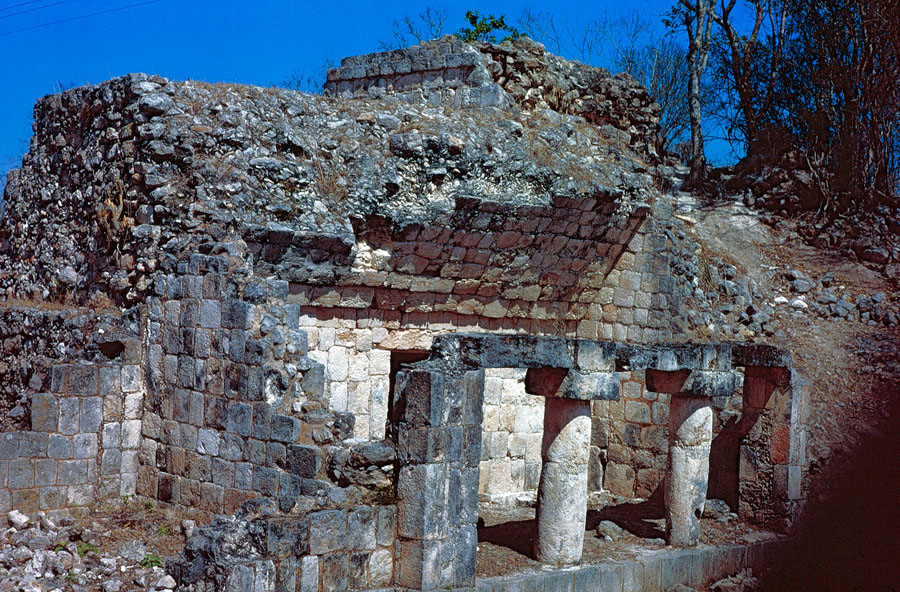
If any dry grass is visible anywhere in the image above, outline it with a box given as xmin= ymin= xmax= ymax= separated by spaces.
xmin=0 ymin=297 xmax=75 ymax=312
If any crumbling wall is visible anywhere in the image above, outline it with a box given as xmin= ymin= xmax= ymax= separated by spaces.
xmin=325 ymin=35 xmax=662 ymax=160
xmin=0 ymin=359 xmax=144 ymax=519
xmin=136 ymin=253 xmax=370 ymax=514
xmin=0 ymin=305 xmax=144 ymax=519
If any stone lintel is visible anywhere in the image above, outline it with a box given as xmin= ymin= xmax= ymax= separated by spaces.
xmin=524 ymin=368 xmax=619 ymax=400
xmin=645 ymin=369 xmax=738 ymax=398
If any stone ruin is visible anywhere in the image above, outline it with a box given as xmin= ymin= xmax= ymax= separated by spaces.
xmin=0 ymin=36 xmax=809 ymax=591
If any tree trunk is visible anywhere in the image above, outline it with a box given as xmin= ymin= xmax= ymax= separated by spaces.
xmin=682 ymin=0 xmax=712 ymax=190
xmin=686 ymin=60 xmax=706 ymax=187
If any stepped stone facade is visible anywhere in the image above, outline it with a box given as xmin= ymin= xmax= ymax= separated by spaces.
xmin=0 ymin=36 xmax=809 ymax=592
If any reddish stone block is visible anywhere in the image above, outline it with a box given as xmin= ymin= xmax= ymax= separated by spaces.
xmin=770 ymin=424 xmax=791 ymax=464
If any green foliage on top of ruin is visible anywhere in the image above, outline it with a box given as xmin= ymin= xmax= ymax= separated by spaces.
xmin=456 ymin=10 xmax=521 ymax=43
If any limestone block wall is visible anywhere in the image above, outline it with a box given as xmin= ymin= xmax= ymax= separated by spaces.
xmin=479 ymin=369 xmax=543 ymax=500
xmin=138 ymin=254 xmax=357 ymax=514
xmin=324 ymin=35 xmax=508 ymax=108
xmin=0 ymin=361 xmax=143 ymax=520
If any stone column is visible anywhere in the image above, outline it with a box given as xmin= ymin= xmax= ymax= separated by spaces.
xmin=665 ymin=395 xmax=713 ymax=547
xmin=534 ymin=397 xmax=591 ymax=566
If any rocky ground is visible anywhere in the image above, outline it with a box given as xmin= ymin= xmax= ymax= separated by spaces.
xmin=0 ymin=501 xmax=207 ymax=592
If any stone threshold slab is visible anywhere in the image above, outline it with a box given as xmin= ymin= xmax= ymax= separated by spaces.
xmin=356 ymin=536 xmax=787 ymax=592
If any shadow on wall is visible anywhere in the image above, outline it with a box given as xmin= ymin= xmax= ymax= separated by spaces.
xmin=759 ymin=379 xmax=900 ymax=591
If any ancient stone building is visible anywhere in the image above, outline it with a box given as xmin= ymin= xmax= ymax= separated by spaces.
xmin=0 ymin=36 xmax=808 ymax=591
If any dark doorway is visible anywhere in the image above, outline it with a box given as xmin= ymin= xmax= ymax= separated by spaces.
xmin=387 ymin=350 xmax=430 ymax=439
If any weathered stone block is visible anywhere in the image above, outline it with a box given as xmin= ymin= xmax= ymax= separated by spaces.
xmin=80 ymin=397 xmax=103 ymax=433
xmin=0 ymin=433 xmax=18 ymax=460
xmin=251 ymin=402 xmax=272 ymax=440
xmin=58 ymin=459 xmax=88 ymax=485
xmin=31 ymin=393 xmax=58 ymax=432
xmin=400 ymin=370 xmax=445 ymax=427
xmin=286 ymin=445 xmax=322 ymax=478
xmin=72 ymin=434 xmax=97 ymax=458
xmin=252 ymin=466 xmax=279 ymax=496
xmin=101 ymin=449 xmax=122 ymax=476
xmin=227 ymin=402 xmax=252 ymax=436
xmin=309 ymin=509 xmax=348 ymax=554
xmin=226 ymin=564 xmax=254 ymax=592
xmin=48 ymin=435 xmax=73 ymax=460
xmin=39 ymin=486 xmax=66 ymax=510
xmin=299 ymin=555 xmax=318 ymax=592
xmin=19 ymin=433 xmax=48 ymax=457
xmin=34 ymin=459 xmax=57 ymax=486
xmin=348 ymin=506 xmax=376 ymax=550
xmin=197 ymin=429 xmax=220 ymax=456
xmin=267 ymin=518 xmax=310 ymax=558
xmin=320 ymin=552 xmax=348 ymax=592
xmin=69 ymin=365 xmax=99 ymax=395
xmin=103 ymin=422 xmax=122 ymax=449
xmin=272 ymin=415 xmax=300 ymax=443
xmin=59 ymin=398 xmax=81 ymax=435
xmin=9 ymin=459 xmax=35 ymax=488
xmin=122 ymin=365 xmax=141 ymax=392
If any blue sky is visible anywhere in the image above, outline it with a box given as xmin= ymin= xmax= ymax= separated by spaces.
xmin=0 ymin=0 xmax=678 ymax=184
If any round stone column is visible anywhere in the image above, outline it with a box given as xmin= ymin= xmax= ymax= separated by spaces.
xmin=665 ymin=395 xmax=713 ymax=547
xmin=534 ymin=397 xmax=591 ymax=566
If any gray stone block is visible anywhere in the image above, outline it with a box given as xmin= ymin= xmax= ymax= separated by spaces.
xmin=8 ymin=459 xmax=34 ymax=488
xmin=99 ymin=366 xmax=121 ymax=395
xmin=49 ymin=435 xmax=73 ymax=460
xmin=376 ymin=505 xmax=397 ymax=547
xmin=309 ymin=509 xmax=348 ymax=554
xmin=275 ymin=556 xmax=297 ymax=592
xmin=101 ymin=449 xmax=122 ymax=476
xmin=543 ymin=572 xmax=574 ymax=592
xmin=219 ymin=433 xmax=244 ymax=461
xmin=267 ymin=519 xmax=310 ymax=558
xmin=0 ymin=433 xmax=18 ymax=459
xmin=35 ymin=459 xmax=58 ymax=486
xmin=348 ymin=506 xmax=376 ymax=550
xmin=251 ymin=465 xmax=279 ymax=496
xmin=300 ymin=364 xmax=324 ymax=397
xmin=72 ymin=434 xmax=98 ymax=458
xmin=31 ymin=393 xmax=58 ymax=432
xmin=200 ymin=299 xmax=222 ymax=329
xmin=59 ymin=398 xmax=81 ymax=435
xmin=271 ymin=415 xmax=300 ymax=443
xmin=212 ymin=458 xmax=235 ymax=487
xmin=103 ymin=422 xmax=122 ymax=449
xmin=40 ymin=486 xmax=66 ymax=510
xmin=235 ymin=462 xmax=253 ymax=490
xmin=661 ymin=550 xmax=694 ymax=590
xmin=227 ymin=402 xmax=252 ymax=437
xmin=226 ymin=564 xmax=254 ymax=592
xmin=69 ymin=365 xmax=99 ymax=395
xmin=80 ymin=397 xmax=103 ymax=433
xmin=198 ymin=429 xmax=220 ymax=456
xmin=181 ymin=299 xmax=200 ymax=327
xmin=266 ymin=443 xmax=286 ymax=467
xmin=600 ymin=564 xmax=625 ymax=592
xmin=19 ymin=433 xmax=48 ymax=457
xmin=180 ymin=424 xmax=199 ymax=450
xmin=573 ymin=566 xmax=604 ymax=591
xmin=286 ymin=445 xmax=321 ymax=478
xmin=122 ymin=365 xmax=141 ymax=392
xmin=251 ymin=403 xmax=272 ymax=440
xmin=57 ymin=459 xmax=87 ymax=485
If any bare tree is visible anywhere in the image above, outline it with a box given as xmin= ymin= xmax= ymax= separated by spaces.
xmin=709 ymin=0 xmax=786 ymax=155
xmin=380 ymin=7 xmax=448 ymax=50
xmin=620 ymin=39 xmax=692 ymax=153
xmin=668 ymin=0 xmax=714 ymax=188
